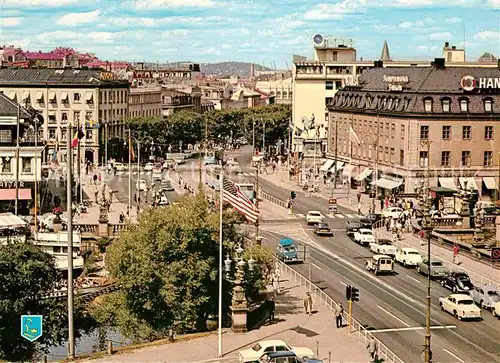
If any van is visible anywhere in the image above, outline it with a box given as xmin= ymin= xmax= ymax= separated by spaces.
xmin=366 ymin=255 xmax=394 ymax=275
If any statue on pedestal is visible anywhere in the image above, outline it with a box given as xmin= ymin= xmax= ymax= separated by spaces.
xmin=98 ymin=184 xmax=110 ymax=224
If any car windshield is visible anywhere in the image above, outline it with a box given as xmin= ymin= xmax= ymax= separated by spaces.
xmin=487 ymin=291 xmax=499 ymax=297
xmin=283 ymin=246 xmax=296 ymax=252
xmin=350 ymin=223 xmax=361 ymax=228
xmin=319 ymin=224 xmax=329 ymax=228
xmin=309 ymin=212 xmax=321 ymax=216
xmin=457 ymin=275 xmax=470 ymax=281
xmin=457 ymin=299 xmax=474 ymax=305
xmin=431 ymin=261 xmax=443 ymax=266
xmin=252 ymin=343 xmax=262 ymax=351
xmin=362 ymin=231 xmax=372 ymax=235
xmin=408 ymin=251 xmax=420 ymax=255
xmin=379 ymin=240 xmax=391 ymax=245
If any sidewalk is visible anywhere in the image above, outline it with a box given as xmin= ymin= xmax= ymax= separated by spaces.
xmin=81 ymin=279 xmax=370 ymax=363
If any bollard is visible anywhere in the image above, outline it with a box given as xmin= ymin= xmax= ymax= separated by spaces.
xmin=107 ymin=340 xmax=113 ymax=355
xmin=316 ymin=340 xmax=319 ymax=358
xmin=328 ymin=351 xmax=331 ymax=363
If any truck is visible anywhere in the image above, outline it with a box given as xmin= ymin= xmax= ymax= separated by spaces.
xmin=276 ymin=238 xmax=301 ymax=264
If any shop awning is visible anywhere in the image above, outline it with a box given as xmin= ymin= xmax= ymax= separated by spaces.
xmin=0 ymin=189 xmax=31 ymax=201
xmin=36 ymin=91 xmax=44 ymax=101
xmin=22 ymin=91 xmax=30 ymax=101
xmin=48 ymin=92 xmax=56 ymax=101
xmin=0 ymin=212 xmax=28 ymax=229
xmin=329 ymin=161 xmax=344 ymax=172
xmin=483 ymin=177 xmax=497 ymax=190
xmin=85 ymin=92 xmax=93 ymax=101
xmin=319 ymin=159 xmax=334 ymax=172
xmin=438 ymin=177 xmax=457 ymax=190
xmin=356 ymin=168 xmax=373 ymax=181
xmin=6 ymin=91 xmax=16 ymax=100
xmin=459 ymin=177 xmax=478 ymax=190
xmin=342 ymin=164 xmax=356 ymax=177
xmin=60 ymin=92 xmax=69 ymax=101
xmin=372 ymin=178 xmax=402 ymax=190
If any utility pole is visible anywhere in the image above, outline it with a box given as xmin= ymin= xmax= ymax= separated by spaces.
xmin=66 ymin=122 xmax=75 ymax=359
xmin=76 ymin=124 xmax=81 ymax=203
xmin=255 ymin=164 xmax=260 ymax=244
xmin=333 ymin=115 xmax=339 ymax=191
xmin=287 ymin=117 xmax=292 ymax=171
xmin=34 ymin=115 xmax=39 ymax=238
xmin=15 ymin=105 xmax=20 ymax=215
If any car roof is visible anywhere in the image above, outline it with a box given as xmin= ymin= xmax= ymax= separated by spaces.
xmin=402 ymin=247 xmax=420 ymax=252
xmin=373 ymin=254 xmax=392 ymax=259
xmin=265 ymin=351 xmax=297 ymax=358
xmin=449 ymin=294 xmax=473 ymax=299
xmin=308 ymin=211 xmax=321 ymax=214
xmin=359 ymin=228 xmax=372 ymax=232
xmin=258 ymin=339 xmax=287 ymax=346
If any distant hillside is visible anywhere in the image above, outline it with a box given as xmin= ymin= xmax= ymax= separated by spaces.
xmin=200 ymin=62 xmax=273 ymax=77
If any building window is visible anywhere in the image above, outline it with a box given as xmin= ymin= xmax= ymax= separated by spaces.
xmin=0 ymin=129 xmax=12 ymax=143
xmin=419 ymin=151 xmax=429 ymax=167
xmin=462 ymin=125 xmax=471 ymax=140
xmin=22 ymin=158 xmax=31 ymax=173
xmin=325 ymin=97 xmax=333 ymax=106
xmin=442 ymin=125 xmax=451 ymax=139
xmin=0 ymin=157 xmax=12 ymax=173
xmin=484 ymin=151 xmax=492 ymax=167
xmin=74 ymin=111 xmax=80 ymax=123
xmin=399 ymin=150 xmax=404 ymax=166
xmin=326 ymin=81 xmax=334 ymax=90
xmin=61 ymin=112 xmax=68 ymax=123
xmin=401 ymin=125 xmax=405 ymax=139
xmin=484 ymin=99 xmax=493 ymax=112
xmin=461 ymin=151 xmax=471 ymax=167
xmin=460 ymin=99 xmax=469 ymax=112
xmin=441 ymin=151 xmax=450 ymax=166
xmin=385 ymin=122 xmax=390 ymax=136
xmin=384 ymin=146 xmax=389 ymax=162
xmin=485 ymin=126 xmax=493 ymax=140
xmin=48 ymin=114 xmax=56 ymax=124
xmin=441 ymin=98 xmax=450 ymax=112
xmin=391 ymin=123 xmax=395 ymax=138
xmin=420 ymin=125 xmax=429 ymax=140
xmin=74 ymin=93 xmax=81 ymax=102
xmin=85 ymin=111 xmax=93 ymax=121
xmin=390 ymin=148 xmax=395 ymax=163
xmin=62 ymin=129 xmax=67 ymax=140
xmin=335 ymin=81 xmax=342 ymax=89
xmin=424 ymin=98 xmax=433 ymax=113
xmin=86 ymin=130 xmax=93 ymax=140
xmin=332 ymin=51 xmax=338 ymax=61
xmin=49 ymin=128 xmax=56 ymax=140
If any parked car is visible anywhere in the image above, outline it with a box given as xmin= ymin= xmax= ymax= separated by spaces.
xmin=395 ymin=247 xmax=422 ymax=267
xmin=353 ymin=228 xmax=375 ymax=246
xmin=306 ymin=211 xmax=325 ymax=225
xmin=369 ymin=239 xmax=396 ymax=257
xmin=136 ymin=179 xmax=147 ymax=191
xmin=313 ymin=223 xmax=333 ymax=236
xmin=470 ymin=285 xmax=499 ymax=309
xmin=381 ymin=207 xmax=403 ymax=219
xmin=345 ymin=220 xmax=362 ymax=238
xmin=440 ymin=271 xmax=474 ymax=294
xmin=161 ymin=180 xmax=174 ymax=192
xmin=439 ymin=294 xmax=482 ymax=320
xmin=416 ymin=258 xmax=450 ymax=279
xmin=144 ymin=162 xmax=154 ymax=171
xmin=239 ymin=340 xmax=314 ymax=363
xmin=113 ymin=162 xmax=126 ymax=171
xmin=259 ymin=351 xmax=323 ymax=363
xmin=360 ymin=213 xmax=382 ymax=228
xmin=365 ymin=255 xmax=394 ymax=275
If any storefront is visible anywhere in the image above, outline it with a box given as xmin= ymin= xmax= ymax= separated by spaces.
xmin=0 ymin=181 xmax=35 ymax=214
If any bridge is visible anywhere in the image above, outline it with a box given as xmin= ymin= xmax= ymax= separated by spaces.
xmin=37 ymin=284 xmax=120 ymax=303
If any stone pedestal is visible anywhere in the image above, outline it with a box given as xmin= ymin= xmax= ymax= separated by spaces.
xmin=98 ymin=206 xmax=109 ymax=237
xmin=231 ymin=284 xmax=248 ymax=333
xmin=53 ymin=215 xmax=63 ymax=232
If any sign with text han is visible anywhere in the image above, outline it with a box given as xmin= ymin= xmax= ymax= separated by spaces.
xmin=383 ymin=75 xmax=409 ymax=92
xmin=21 ymin=315 xmax=43 ymax=342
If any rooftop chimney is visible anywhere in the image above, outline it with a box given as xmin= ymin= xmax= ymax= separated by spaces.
xmin=374 ymin=60 xmax=383 ymax=68
xmin=433 ymin=58 xmax=445 ymax=68
xmin=444 ymin=42 xmax=450 ymax=48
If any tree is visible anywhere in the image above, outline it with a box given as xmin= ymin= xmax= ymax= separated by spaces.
xmin=90 ymin=193 xmax=269 ymax=341
xmin=0 ymin=243 xmax=94 ymax=361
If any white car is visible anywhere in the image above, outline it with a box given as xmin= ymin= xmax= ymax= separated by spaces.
xmin=353 ymin=228 xmax=375 ymax=246
xmin=306 ymin=211 xmax=325 ymax=225
xmin=381 ymin=206 xmax=403 ymax=219
xmin=395 ymin=247 xmax=422 ymax=267
xmin=144 ymin=162 xmax=154 ymax=171
xmin=492 ymin=301 xmax=500 ymax=318
xmin=158 ymin=195 xmax=169 ymax=206
xmin=136 ymin=179 xmax=147 ymax=191
xmin=239 ymin=339 xmax=314 ymax=363
xmin=152 ymin=169 xmax=162 ymax=181
xmin=369 ymin=239 xmax=397 ymax=257
xmin=114 ymin=162 xmax=126 ymax=171
xmin=439 ymin=294 xmax=482 ymax=320
xmin=470 ymin=285 xmax=499 ymax=310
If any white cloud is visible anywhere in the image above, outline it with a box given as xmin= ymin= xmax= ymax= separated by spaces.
xmin=399 ymin=22 xmax=413 ymax=28
xmin=473 ymin=30 xmax=500 ymax=42
xmin=2 ymin=0 xmax=79 ymax=6
xmin=1 ymin=17 xmax=22 ymax=27
xmin=416 ymin=45 xmax=438 ymax=51
xmin=429 ymin=32 xmax=452 ymax=40
xmin=487 ymin=0 xmax=500 ymax=7
xmin=106 ymin=15 xmax=227 ymax=28
xmin=445 ymin=17 xmax=462 ymax=23
xmin=134 ymin=0 xmax=215 ymax=9
xmin=304 ymin=1 xmax=360 ymax=20
xmin=57 ymin=9 xmax=101 ymax=26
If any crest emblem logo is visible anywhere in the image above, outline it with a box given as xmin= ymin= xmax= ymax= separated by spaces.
xmin=460 ymin=75 xmax=476 ymax=91
xmin=21 ymin=315 xmax=43 ymax=342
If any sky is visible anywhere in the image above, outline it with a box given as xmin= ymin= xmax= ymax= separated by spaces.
xmin=0 ymin=0 xmax=499 ymax=68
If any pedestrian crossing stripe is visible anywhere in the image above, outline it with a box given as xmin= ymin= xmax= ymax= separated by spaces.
xmin=335 ymin=214 xmax=345 ymax=218
xmin=297 ymin=213 xmax=359 ymax=220
xmin=345 ymin=214 xmax=354 ymax=218
xmin=296 ymin=213 xmax=305 ymax=218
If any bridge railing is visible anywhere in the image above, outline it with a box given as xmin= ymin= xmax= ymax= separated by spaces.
xmin=258 ymin=189 xmax=288 ymax=209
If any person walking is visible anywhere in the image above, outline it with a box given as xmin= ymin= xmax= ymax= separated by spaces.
xmin=303 ymin=292 xmax=313 ymax=314
xmin=357 ymin=201 xmax=362 ymax=216
xmin=453 ymin=244 xmax=460 ymax=265
xmin=269 ymin=297 xmax=276 ymax=324
xmin=367 ymin=337 xmax=378 ymax=362
xmin=335 ymin=303 xmax=343 ymax=328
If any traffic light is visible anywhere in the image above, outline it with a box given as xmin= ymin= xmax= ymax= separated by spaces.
xmin=351 ymin=287 xmax=359 ymax=302
xmin=345 ymin=285 xmax=352 ymax=300
xmin=291 ymin=191 xmax=296 ymax=199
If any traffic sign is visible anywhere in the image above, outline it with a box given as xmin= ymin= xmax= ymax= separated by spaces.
xmin=21 ymin=315 xmax=43 ymax=342
xmin=492 ymin=247 xmax=500 ymax=260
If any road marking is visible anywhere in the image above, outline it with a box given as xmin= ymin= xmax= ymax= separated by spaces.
xmin=327 ymin=213 xmax=336 ymax=218
xmin=443 ymin=349 xmax=465 ymax=362
xmin=335 ymin=214 xmax=345 ymax=218
xmin=311 ymin=262 xmax=322 ymax=270
xmin=369 ymin=325 xmax=457 ymax=333
xmin=356 ymin=214 xmax=363 ymax=218
xmin=340 ymin=281 xmax=348 ymax=286
xmin=345 ymin=213 xmax=354 ymax=218
xmin=296 ymin=213 xmax=305 ymax=218
xmin=406 ymin=275 xmax=421 ymax=284
xmin=377 ymin=305 xmax=410 ymax=327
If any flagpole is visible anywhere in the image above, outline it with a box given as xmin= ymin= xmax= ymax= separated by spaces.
xmin=218 ymin=166 xmax=223 ymax=357
xmin=128 ymin=129 xmax=132 ymax=216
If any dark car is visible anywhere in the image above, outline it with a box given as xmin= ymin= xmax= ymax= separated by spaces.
xmin=441 ymin=271 xmax=474 ymax=294
xmin=360 ymin=213 xmax=382 ymax=228
xmin=161 ymin=180 xmax=174 ymax=192
xmin=313 ymin=222 xmax=333 ymax=236
xmin=259 ymin=351 xmax=323 ymax=363
xmin=346 ymin=220 xmax=362 ymax=238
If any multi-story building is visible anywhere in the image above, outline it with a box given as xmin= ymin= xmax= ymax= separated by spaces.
xmin=0 ymin=93 xmax=44 ymax=214
xmin=161 ymin=90 xmax=194 ymax=117
xmin=130 ymin=64 xmax=200 ymax=87
xmin=129 ymin=87 xmax=163 ymax=118
xmin=0 ymin=68 xmax=129 ymax=164
xmin=292 ymin=35 xmax=499 ymax=162
xmin=327 ymin=63 xmax=500 ymax=199
xmin=255 ymin=77 xmax=293 ymax=104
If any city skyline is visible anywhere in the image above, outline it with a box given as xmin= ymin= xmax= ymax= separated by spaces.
xmin=0 ymin=0 xmax=499 ymax=68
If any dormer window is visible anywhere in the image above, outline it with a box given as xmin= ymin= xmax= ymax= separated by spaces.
xmin=484 ymin=98 xmax=493 ymax=113
xmin=387 ymin=98 xmax=393 ymax=110
xmin=382 ymin=97 xmax=387 ymax=108
xmin=424 ymin=98 xmax=433 ymax=113
xmin=366 ymin=96 xmax=372 ymax=108
xmin=460 ymin=98 xmax=469 ymax=112
xmin=441 ymin=98 xmax=450 ymax=113
xmin=394 ymin=98 xmax=399 ymax=110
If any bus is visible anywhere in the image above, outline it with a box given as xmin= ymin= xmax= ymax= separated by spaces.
xmin=203 ymin=148 xmax=223 ymax=165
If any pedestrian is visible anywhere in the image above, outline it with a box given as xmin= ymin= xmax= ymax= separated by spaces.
xmin=357 ymin=191 xmax=361 ymax=203
xmin=335 ymin=303 xmax=343 ymax=328
xmin=358 ymin=201 xmax=362 ymax=215
xmin=367 ymin=337 xmax=378 ymax=362
xmin=268 ymin=297 xmax=275 ymax=324
xmin=303 ymin=291 xmax=313 ymax=314
xmin=453 ymin=244 xmax=460 ymax=265
xmin=98 ymin=173 xmax=102 ymax=184
xmin=94 ymin=190 xmax=99 ymax=203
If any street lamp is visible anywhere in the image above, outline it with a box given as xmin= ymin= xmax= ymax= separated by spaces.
xmin=360 ymin=134 xmax=379 ymax=214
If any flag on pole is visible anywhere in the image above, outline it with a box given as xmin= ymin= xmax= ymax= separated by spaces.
xmin=71 ymin=127 xmax=85 ymax=148
xmin=222 ymin=178 xmax=259 ymax=223
xmin=349 ymin=125 xmax=361 ymax=146
xmin=129 ymin=142 xmax=135 ymax=161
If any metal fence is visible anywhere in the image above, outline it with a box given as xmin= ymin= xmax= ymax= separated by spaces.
xmin=373 ymin=227 xmax=500 ymax=290
xmin=258 ymin=189 xmax=288 ymax=209
xmin=275 ymin=260 xmax=404 ymax=363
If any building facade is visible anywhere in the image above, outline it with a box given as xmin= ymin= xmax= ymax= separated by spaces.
xmin=0 ymin=68 xmax=129 ymax=164
xmin=327 ymin=63 xmax=500 ymax=199
xmin=255 ymin=77 xmax=293 ymax=104
xmin=128 ymin=87 xmax=163 ymax=118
